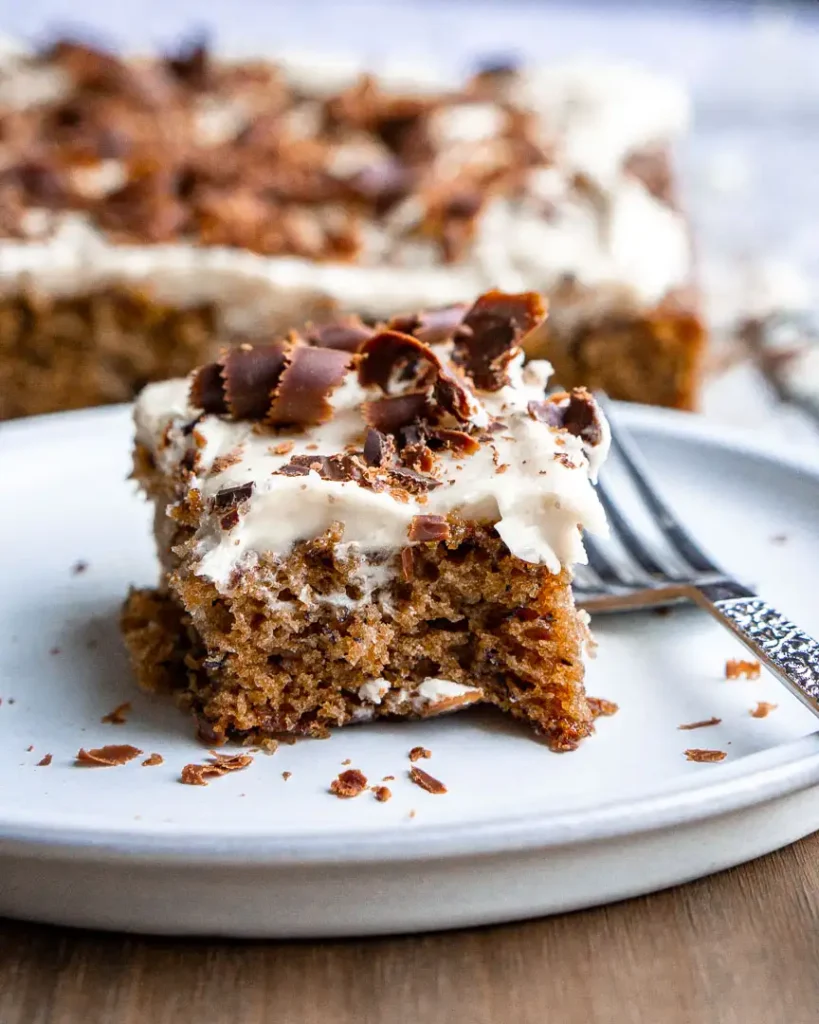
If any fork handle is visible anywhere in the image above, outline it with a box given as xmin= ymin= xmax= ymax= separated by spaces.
xmin=695 ymin=582 xmax=819 ymax=717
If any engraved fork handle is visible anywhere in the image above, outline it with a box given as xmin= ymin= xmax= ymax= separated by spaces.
xmin=694 ymin=581 xmax=819 ymax=718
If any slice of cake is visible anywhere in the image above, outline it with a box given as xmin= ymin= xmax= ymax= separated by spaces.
xmin=0 ymin=37 xmax=703 ymax=419
xmin=122 ymin=289 xmax=609 ymax=751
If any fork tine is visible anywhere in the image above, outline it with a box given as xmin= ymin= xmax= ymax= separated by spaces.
xmin=584 ymin=534 xmax=645 ymax=590
xmin=596 ymin=395 xmax=722 ymax=576
xmin=595 ymin=477 xmax=682 ymax=581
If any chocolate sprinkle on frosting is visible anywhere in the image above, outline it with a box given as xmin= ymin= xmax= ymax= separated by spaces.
xmin=455 ymin=290 xmax=547 ymax=390
xmin=212 ymin=482 xmax=254 ymax=509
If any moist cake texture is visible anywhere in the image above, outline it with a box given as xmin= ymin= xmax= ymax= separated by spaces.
xmin=122 ymin=289 xmax=610 ymax=750
xmin=0 ymin=37 xmax=703 ymax=417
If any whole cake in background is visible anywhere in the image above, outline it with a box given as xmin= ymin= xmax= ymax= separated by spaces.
xmin=0 ymin=36 xmax=704 ymax=419
xmin=122 ymin=289 xmax=611 ymax=751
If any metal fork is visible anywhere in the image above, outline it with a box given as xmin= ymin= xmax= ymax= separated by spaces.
xmin=575 ymin=397 xmax=819 ymax=719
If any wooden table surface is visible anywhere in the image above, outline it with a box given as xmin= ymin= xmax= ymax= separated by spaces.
xmin=2 ymin=833 xmax=818 ymax=1024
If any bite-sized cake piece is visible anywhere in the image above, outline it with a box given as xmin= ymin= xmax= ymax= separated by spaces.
xmin=0 ymin=37 xmax=703 ymax=418
xmin=122 ymin=289 xmax=609 ymax=750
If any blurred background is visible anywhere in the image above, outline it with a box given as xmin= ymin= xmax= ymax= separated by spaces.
xmin=4 ymin=0 xmax=819 ymax=431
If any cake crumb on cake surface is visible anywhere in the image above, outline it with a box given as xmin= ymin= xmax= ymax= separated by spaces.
xmin=121 ymin=289 xmax=611 ymax=751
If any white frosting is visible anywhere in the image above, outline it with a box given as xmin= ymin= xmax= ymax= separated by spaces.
xmin=0 ymin=48 xmax=691 ymax=318
xmin=410 ymin=678 xmax=482 ymax=710
xmin=136 ymin=354 xmax=609 ymax=592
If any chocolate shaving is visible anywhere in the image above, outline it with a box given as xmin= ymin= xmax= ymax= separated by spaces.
xmin=267 ymin=345 xmax=352 ymax=426
xmin=455 ymin=290 xmax=547 ymax=390
xmin=409 ymin=515 xmax=450 ymax=542
xmin=429 ymin=429 xmax=480 ymax=455
xmin=390 ymin=466 xmax=442 ymax=494
xmin=363 ymin=428 xmax=396 ymax=467
xmin=189 ymin=361 xmax=228 ymax=415
xmin=212 ymin=482 xmax=254 ymax=509
xmin=180 ymin=752 xmax=254 ymax=786
xmin=409 ymin=766 xmax=447 ymax=794
xmin=330 ymin=768 xmax=368 ymax=798
xmin=684 ymin=749 xmax=727 ymax=763
xmin=358 ymin=330 xmax=441 ymax=392
xmin=528 ymin=388 xmax=603 ymax=445
xmin=391 ymin=303 xmax=470 ymax=345
xmin=222 ymin=343 xmax=289 ymax=419
xmin=362 ymin=392 xmax=431 ymax=434
xmin=76 ymin=744 xmax=143 ymax=767
xmin=276 ymin=452 xmax=365 ymax=484
xmin=306 ymin=316 xmax=375 ymax=353
xmin=101 ymin=701 xmax=131 ymax=725
xmin=678 ymin=717 xmax=722 ymax=731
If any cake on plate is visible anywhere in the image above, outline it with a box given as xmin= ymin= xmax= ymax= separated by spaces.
xmin=122 ymin=289 xmax=610 ymax=750
xmin=0 ymin=37 xmax=703 ymax=418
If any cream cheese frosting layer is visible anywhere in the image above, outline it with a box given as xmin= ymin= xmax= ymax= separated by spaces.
xmin=136 ymin=354 xmax=609 ymax=591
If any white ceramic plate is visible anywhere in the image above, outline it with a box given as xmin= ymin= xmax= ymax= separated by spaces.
xmin=1 ymin=403 xmax=818 ymax=937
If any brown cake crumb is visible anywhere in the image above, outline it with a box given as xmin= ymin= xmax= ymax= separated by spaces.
xmin=408 ymin=809 xmax=417 ymax=819
xmin=282 ymin=770 xmax=292 ymax=781
xmin=684 ymin=748 xmax=727 ymax=763
xmin=725 ymin=658 xmax=761 ymax=680
xmin=26 ymin=744 xmax=34 ymax=752
xmin=180 ymin=752 xmax=254 ymax=786
xmin=330 ymin=768 xmax=368 ymax=798
xmin=71 ymin=560 xmax=88 ymax=575
xmin=101 ymin=701 xmax=132 ymax=725
xmin=36 ymin=753 xmax=53 ymax=766
xmin=409 ymin=746 xmax=431 ymax=762
xmin=750 ymin=701 xmax=778 ymax=719
xmin=382 ymin=775 xmax=395 ymax=781
xmin=678 ymin=716 xmax=722 ymax=731
xmin=341 ymin=758 xmax=352 ymax=765
xmin=587 ymin=696 xmax=619 ymax=718
xmin=76 ymin=744 xmax=143 ymax=766
xmin=142 ymin=753 xmax=164 ymax=766
xmin=373 ymin=785 xmax=392 ymax=802
xmin=409 ymin=766 xmax=447 ymax=794
xmin=270 ymin=440 xmax=295 ymax=456
xmin=49 ymin=647 xmax=61 ymax=656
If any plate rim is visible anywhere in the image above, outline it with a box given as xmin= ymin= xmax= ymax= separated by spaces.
xmin=2 ymin=400 xmax=819 ymax=866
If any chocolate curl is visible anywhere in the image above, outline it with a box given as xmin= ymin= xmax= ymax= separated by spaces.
xmin=529 ymin=388 xmax=603 ymax=445
xmin=190 ymin=361 xmax=228 ymax=415
xmin=358 ymin=329 xmax=443 ymax=392
xmin=306 ymin=316 xmax=376 ymax=353
xmin=390 ymin=303 xmax=470 ymax=345
xmin=455 ymin=290 xmax=547 ymax=391
xmin=267 ymin=346 xmax=353 ymax=426
xmin=408 ymin=515 xmax=451 ymax=542
xmin=223 ymin=343 xmax=289 ymax=419
xmin=362 ymin=392 xmax=432 ymax=434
